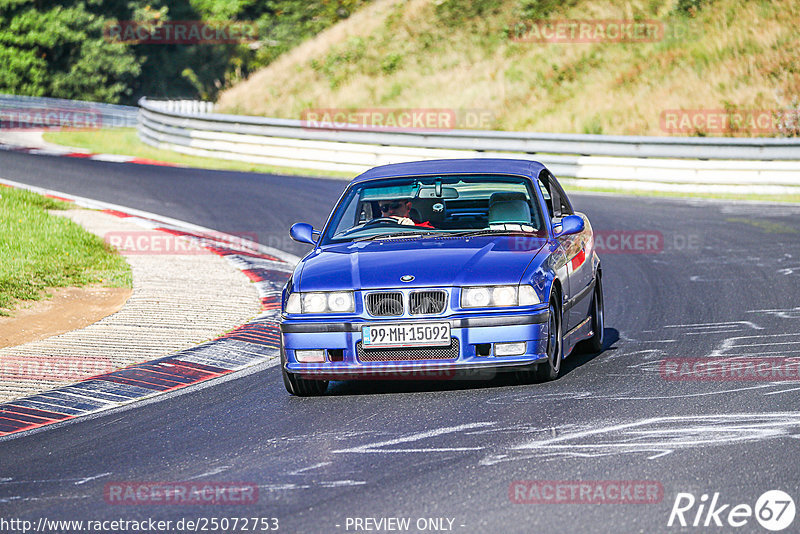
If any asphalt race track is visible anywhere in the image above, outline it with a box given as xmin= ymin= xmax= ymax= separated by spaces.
xmin=2 ymin=151 xmax=800 ymax=533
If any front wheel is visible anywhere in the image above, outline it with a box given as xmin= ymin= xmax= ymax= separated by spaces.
xmin=534 ymin=296 xmax=563 ymax=381
xmin=281 ymin=339 xmax=328 ymax=396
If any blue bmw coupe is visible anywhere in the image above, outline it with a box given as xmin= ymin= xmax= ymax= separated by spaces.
xmin=280 ymin=159 xmax=603 ymax=395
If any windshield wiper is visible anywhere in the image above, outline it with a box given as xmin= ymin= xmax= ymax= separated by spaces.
xmin=442 ymin=229 xmax=525 ymax=237
xmin=353 ymin=231 xmax=442 ymax=242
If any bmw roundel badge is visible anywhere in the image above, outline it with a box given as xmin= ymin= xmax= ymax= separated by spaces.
xmin=400 ymin=274 xmax=415 ymax=282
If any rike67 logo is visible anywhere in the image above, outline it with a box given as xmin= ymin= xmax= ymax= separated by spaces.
xmin=668 ymin=490 xmax=796 ymax=531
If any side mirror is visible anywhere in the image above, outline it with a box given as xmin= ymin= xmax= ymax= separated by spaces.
xmin=290 ymin=222 xmax=317 ymax=245
xmin=554 ymin=214 xmax=585 ymax=237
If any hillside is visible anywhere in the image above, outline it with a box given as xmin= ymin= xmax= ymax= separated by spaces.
xmin=216 ymin=0 xmax=799 ymax=136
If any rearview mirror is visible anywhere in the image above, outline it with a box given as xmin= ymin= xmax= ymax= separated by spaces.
xmin=554 ymin=215 xmax=584 ymax=237
xmin=417 ymin=186 xmax=459 ymax=199
xmin=290 ymin=222 xmax=317 ymax=245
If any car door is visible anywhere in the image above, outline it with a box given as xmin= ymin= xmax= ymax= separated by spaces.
xmin=546 ymin=172 xmax=593 ymax=332
xmin=536 ymin=171 xmax=570 ymax=323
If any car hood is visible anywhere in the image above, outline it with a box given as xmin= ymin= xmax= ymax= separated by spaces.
xmin=297 ymin=235 xmax=547 ymax=290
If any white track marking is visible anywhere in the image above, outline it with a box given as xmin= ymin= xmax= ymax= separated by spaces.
xmin=664 ymin=321 xmax=763 ymax=331
xmin=480 ymin=413 xmax=800 ymax=465
xmin=763 ymin=386 xmax=800 ymax=396
xmin=332 ymin=422 xmax=495 ymax=454
xmin=319 ymin=480 xmax=367 ymax=488
xmin=747 ymin=306 xmax=800 ymax=319
xmin=685 ymin=330 xmax=745 ymax=335
xmin=257 ymin=483 xmax=311 ymax=491
xmin=289 ymin=462 xmax=332 ymax=475
xmin=748 ymin=307 xmax=800 ymax=319
xmin=710 ymin=333 xmax=800 ymax=357
xmin=186 ymin=466 xmax=231 ymax=480
xmin=609 ymin=384 xmax=778 ymax=400
xmin=726 ymin=340 xmax=800 ymax=348
xmin=73 ymin=473 xmax=112 ymax=486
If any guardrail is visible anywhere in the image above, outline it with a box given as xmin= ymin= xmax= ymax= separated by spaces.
xmin=138 ymin=98 xmax=800 ymax=194
xmin=1 ymin=93 xmax=138 ymax=128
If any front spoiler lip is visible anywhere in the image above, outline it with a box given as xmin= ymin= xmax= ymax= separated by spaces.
xmin=280 ymin=309 xmax=550 ymax=333
xmin=285 ymin=356 xmax=548 ymax=378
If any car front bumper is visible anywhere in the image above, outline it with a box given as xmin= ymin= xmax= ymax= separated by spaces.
xmin=281 ymin=309 xmax=551 ymax=380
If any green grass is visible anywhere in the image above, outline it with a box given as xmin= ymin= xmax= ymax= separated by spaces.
xmin=0 ymin=188 xmax=132 ymax=316
xmin=42 ymin=129 xmax=353 ymax=179
xmin=216 ymin=0 xmax=800 ymax=138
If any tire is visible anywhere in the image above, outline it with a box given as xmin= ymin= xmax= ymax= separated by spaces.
xmin=533 ymin=295 xmax=563 ymax=382
xmin=576 ymin=274 xmax=604 ymax=354
xmin=280 ymin=338 xmax=328 ymax=396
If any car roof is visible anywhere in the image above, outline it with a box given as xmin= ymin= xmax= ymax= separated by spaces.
xmin=349 ymin=158 xmax=547 ymax=185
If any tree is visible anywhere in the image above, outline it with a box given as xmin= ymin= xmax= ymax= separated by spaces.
xmin=0 ymin=0 xmax=141 ymax=102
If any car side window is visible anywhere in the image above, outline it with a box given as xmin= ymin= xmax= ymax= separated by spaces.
xmin=336 ymin=195 xmax=359 ymax=228
xmin=536 ymin=172 xmax=554 ymax=219
xmin=549 ymin=176 xmax=573 ymax=217
xmin=549 ymin=179 xmax=563 ymax=219
xmin=358 ymin=201 xmax=373 ymax=224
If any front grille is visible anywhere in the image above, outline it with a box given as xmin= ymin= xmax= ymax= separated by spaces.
xmin=365 ymin=292 xmax=403 ymax=316
xmin=409 ymin=291 xmax=447 ymax=315
xmin=357 ymin=339 xmax=459 ymax=361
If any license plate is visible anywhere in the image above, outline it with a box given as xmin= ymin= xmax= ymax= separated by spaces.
xmin=362 ymin=322 xmax=451 ymax=348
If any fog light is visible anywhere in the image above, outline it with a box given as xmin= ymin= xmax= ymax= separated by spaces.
xmin=494 ymin=342 xmax=526 ymax=356
xmin=295 ymin=349 xmax=325 ymax=363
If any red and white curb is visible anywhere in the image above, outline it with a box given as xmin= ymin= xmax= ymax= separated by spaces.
xmin=0 ymin=140 xmax=181 ymax=167
xmin=0 ymin=178 xmax=299 ymax=439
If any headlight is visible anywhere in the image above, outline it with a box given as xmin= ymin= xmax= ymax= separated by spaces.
xmin=461 ymin=285 xmax=540 ymax=308
xmin=286 ymin=292 xmax=301 ymax=313
xmin=462 ymin=286 xmax=492 ymax=308
xmin=303 ymin=292 xmax=328 ymax=313
xmin=492 ymin=286 xmax=517 ymax=306
xmin=285 ymin=291 xmax=355 ymax=314
xmin=327 ymin=291 xmax=355 ymax=312
xmin=518 ymin=284 xmax=540 ymax=305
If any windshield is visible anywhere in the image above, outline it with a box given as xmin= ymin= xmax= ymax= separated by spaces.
xmin=321 ymin=174 xmax=545 ymax=244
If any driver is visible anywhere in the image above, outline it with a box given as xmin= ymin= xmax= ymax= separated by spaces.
xmin=377 ymin=198 xmax=433 ymax=228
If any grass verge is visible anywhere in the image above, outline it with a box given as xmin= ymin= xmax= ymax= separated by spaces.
xmin=216 ymin=0 xmax=800 ymax=138
xmin=0 ymin=187 xmax=132 ymax=316
xmin=42 ymin=128 xmax=353 ymax=179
